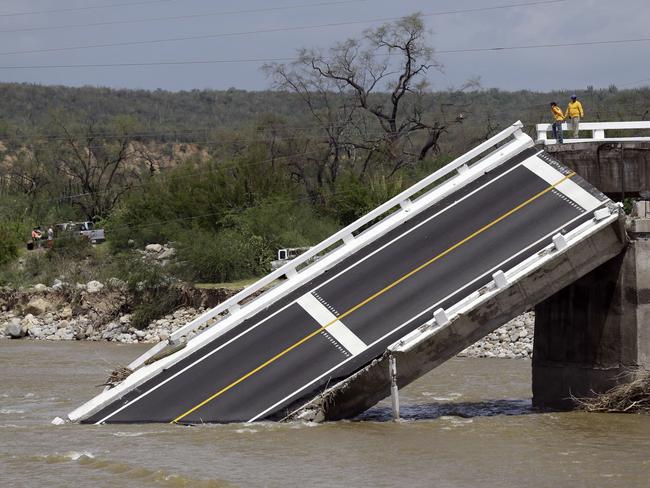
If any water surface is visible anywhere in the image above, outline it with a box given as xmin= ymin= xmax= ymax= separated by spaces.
xmin=1 ymin=341 xmax=648 ymax=487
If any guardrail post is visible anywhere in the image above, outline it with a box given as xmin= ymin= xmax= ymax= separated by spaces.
xmin=552 ymin=233 xmax=568 ymax=251
xmin=433 ymin=308 xmax=450 ymax=327
xmin=400 ymin=199 xmax=413 ymax=211
xmin=389 ymin=354 xmax=400 ymax=420
xmin=285 ymin=268 xmax=298 ymax=279
xmin=594 ymin=207 xmax=611 ymax=221
xmin=342 ymin=233 xmax=355 ymax=245
xmin=593 ymin=129 xmax=605 ymax=140
xmin=492 ymin=270 xmax=509 ymax=289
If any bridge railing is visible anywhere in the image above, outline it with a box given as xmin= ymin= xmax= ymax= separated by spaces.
xmin=127 ymin=121 xmax=531 ymax=371
xmin=536 ymin=120 xmax=650 ymax=145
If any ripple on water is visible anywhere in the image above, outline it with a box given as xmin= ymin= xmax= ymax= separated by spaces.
xmin=421 ymin=392 xmax=463 ymax=401
xmin=7 ymin=451 xmax=234 ymax=487
xmin=358 ymin=398 xmax=533 ymax=422
xmin=0 ymin=408 xmax=25 ymax=414
xmin=112 ymin=431 xmax=146 ymax=437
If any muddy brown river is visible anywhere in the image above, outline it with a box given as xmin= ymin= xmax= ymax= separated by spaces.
xmin=1 ymin=341 xmax=648 ymax=487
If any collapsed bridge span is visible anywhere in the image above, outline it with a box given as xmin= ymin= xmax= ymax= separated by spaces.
xmin=68 ymin=122 xmax=626 ymax=424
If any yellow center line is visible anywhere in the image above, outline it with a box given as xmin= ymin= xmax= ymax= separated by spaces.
xmin=171 ymin=172 xmax=576 ymax=423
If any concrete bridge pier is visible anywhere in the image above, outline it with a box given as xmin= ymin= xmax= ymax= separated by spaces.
xmin=532 ymin=202 xmax=650 ymax=409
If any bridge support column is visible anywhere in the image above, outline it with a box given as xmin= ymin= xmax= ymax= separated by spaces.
xmin=389 ymin=354 xmax=400 ymax=420
xmin=532 ymin=212 xmax=650 ymax=409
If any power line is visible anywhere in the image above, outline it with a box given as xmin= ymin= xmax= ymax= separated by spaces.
xmin=436 ymin=37 xmax=650 ymax=54
xmin=0 ymin=1 xmax=568 ymax=57
xmin=0 ymin=0 xmax=371 ymax=34
xmin=0 ymin=57 xmax=293 ymax=68
xmin=618 ymin=77 xmax=650 ymax=88
xmin=1 ymin=36 xmax=649 ymax=70
xmin=0 ymin=0 xmax=177 ymax=18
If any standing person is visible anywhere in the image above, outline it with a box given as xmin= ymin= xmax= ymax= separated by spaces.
xmin=550 ymin=102 xmax=565 ymax=143
xmin=565 ymin=94 xmax=584 ymax=138
xmin=47 ymin=226 xmax=54 ymax=249
xmin=31 ymin=227 xmax=42 ymax=248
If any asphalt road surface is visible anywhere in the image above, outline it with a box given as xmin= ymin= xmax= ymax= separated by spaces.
xmin=85 ymin=147 xmax=609 ymax=424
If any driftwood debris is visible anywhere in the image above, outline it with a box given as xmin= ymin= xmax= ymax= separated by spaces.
xmin=573 ymin=369 xmax=650 ymax=414
xmin=98 ymin=367 xmax=133 ymax=389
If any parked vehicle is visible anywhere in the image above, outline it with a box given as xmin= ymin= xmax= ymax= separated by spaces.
xmin=56 ymin=221 xmax=106 ymax=243
xmin=270 ymin=247 xmax=311 ymax=271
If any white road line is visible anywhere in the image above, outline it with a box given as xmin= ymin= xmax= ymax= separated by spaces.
xmin=321 ymin=330 xmax=350 ymax=358
xmin=247 ymin=207 xmax=601 ymax=422
xmin=523 ymin=157 xmax=601 ymax=211
xmin=95 ymin=153 xmax=535 ymax=424
xmin=297 ymin=293 xmax=367 ymax=356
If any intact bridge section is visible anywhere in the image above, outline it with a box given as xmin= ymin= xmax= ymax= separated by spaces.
xmin=532 ymin=125 xmax=650 ymax=410
xmin=68 ymin=122 xmax=627 ymax=424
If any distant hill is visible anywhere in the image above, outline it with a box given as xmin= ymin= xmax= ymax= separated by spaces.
xmin=0 ymin=82 xmax=648 ymax=148
xmin=0 ymin=82 xmax=314 ymax=139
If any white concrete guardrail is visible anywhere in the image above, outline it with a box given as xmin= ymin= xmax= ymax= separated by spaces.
xmin=536 ymin=120 xmax=650 ymax=145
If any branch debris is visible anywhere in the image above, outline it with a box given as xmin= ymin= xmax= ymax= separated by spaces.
xmin=573 ymin=368 xmax=650 ymax=414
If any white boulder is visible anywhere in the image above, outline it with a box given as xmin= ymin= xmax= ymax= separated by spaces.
xmin=145 ymin=243 xmax=163 ymax=253
xmin=86 ymin=281 xmax=104 ymax=293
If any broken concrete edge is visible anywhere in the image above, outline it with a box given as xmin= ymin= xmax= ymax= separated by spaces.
xmin=541 ymin=141 xmax=650 ymax=197
xmin=284 ymin=213 xmax=627 ymax=423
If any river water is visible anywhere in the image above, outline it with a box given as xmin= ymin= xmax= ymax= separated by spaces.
xmin=1 ymin=341 xmax=648 ymax=487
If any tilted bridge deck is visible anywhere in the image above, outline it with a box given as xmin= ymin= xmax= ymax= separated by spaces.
xmin=68 ymin=122 xmax=622 ymax=424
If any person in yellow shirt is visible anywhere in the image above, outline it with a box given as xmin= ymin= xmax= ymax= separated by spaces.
xmin=550 ymin=102 xmax=565 ymax=143
xmin=565 ymin=95 xmax=584 ymax=138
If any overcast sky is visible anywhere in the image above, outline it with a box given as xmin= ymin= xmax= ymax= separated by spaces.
xmin=0 ymin=0 xmax=648 ymax=92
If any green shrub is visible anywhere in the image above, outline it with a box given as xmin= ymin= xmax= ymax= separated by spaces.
xmin=175 ymin=227 xmax=272 ymax=283
xmin=47 ymin=233 xmax=93 ymax=260
xmin=0 ymin=221 xmax=19 ymax=267
xmin=130 ymin=288 xmax=182 ymax=330
xmin=109 ymin=254 xmax=182 ymax=330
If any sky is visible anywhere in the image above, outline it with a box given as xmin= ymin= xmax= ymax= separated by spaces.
xmin=0 ymin=0 xmax=648 ymax=92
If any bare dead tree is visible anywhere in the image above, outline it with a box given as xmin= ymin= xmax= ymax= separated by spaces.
xmin=52 ymin=117 xmax=142 ymax=219
xmin=264 ymin=51 xmax=361 ymax=192
xmin=265 ymin=13 xmax=464 ymax=179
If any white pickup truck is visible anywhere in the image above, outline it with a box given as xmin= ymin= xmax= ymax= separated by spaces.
xmin=56 ymin=221 xmax=106 ymax=243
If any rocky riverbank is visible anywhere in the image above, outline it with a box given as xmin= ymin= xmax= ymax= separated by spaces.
xmin=0 ymin=284 xmax=536 ymax=359
xmin=0 ymin=281 xmax=230 ymax=343
xmin=458 ymin=312 xmax=535 ymax=359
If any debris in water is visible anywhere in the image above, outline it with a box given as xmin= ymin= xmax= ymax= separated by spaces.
xmin=98 ymin=367 xmax=133 ymax=389
xmin=573 ymin=368 xmax=650 ymax=414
